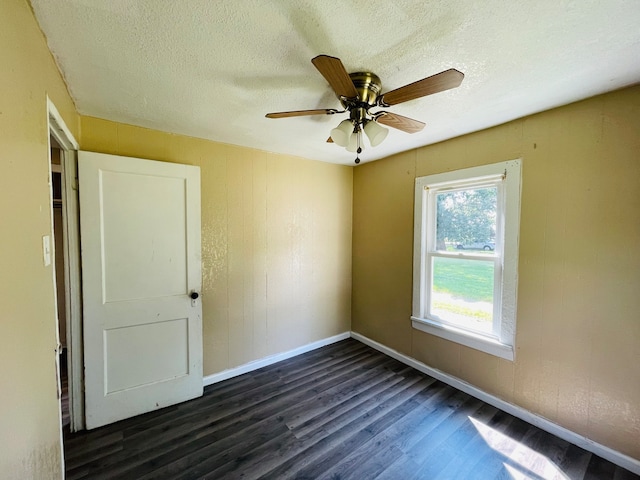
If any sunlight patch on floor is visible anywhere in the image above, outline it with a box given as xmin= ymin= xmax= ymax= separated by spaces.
xmin=470 ymin=416 xmax=569 ymax=480
xmin=504 ymin=463 xmax=538 ymax=479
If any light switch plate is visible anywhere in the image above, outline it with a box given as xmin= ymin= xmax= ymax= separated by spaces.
xmin=43 ymin=235 xmax=51 ymax=266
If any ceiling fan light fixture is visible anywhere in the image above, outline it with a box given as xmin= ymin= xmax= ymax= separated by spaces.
xmin=330 ymin=119 xmax=353 ymax=147
xmin=266 ymin=55 xmax=465 ymax=164
xmin=364 ymin=120 xmax=389 ymax=147
xmin=346 ymin=130 xmax=361 ymax=153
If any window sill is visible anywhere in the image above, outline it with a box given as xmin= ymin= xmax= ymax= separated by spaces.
xmin=411 ymin=316 xmax=514 ymax=361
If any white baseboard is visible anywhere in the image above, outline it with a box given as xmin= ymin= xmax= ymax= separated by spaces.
xmin=203 ymin=332 xmax=351 ymax=387
xmin=350 ymin=331 xmax=640 ymax=476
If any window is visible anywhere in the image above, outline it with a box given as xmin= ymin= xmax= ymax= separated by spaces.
xmin=412 ymin=160 xmax=522 ymax=360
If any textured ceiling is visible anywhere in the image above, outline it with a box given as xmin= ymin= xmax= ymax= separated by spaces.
xmin=31 ymin=0 xmax=640 ymax=165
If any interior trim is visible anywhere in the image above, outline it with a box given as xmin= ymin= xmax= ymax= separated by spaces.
xmin=350 ymin=331 xmax=640 ymax=476
xmin=411 ymin=317 xmax=514 ymax=361
xmin=203 ymin=332 xmax=351 ymax=387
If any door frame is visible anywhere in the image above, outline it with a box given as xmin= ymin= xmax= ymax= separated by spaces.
xmin=47 ymin=98 xmax=84 ymax=432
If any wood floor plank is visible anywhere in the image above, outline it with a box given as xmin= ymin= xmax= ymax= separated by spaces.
xmin=413 ymin=403 xmax=500 ymax=478
xmin=408 ymin=397 xmax=487 ymax=475
xmin=64 ymin=431 xmax=123 ymax=462
xmin=304 ymin=386 xmax=430 ymax=474
xmin=207 ymin=374 xmax=430 ymax=480
xmin=122 ymin=348 xmax=388 ymax=450
xmin=316 ymin=393 xmax=476 ymax=480
xmin=584 ymin=454 xmax=618 ymax=480
xmin=123 ymin=344 xmax=373 ymax=443
xmin=133 ymin=417 xmax=292 ymax=480
xmin=285 ymin=365 xmax=428 ymax=432
xmin=132 ymin=358 xmax=404 ymax=479
xmin=555 ymin=443 xmax=593 ymax=480
xmin=244 ymin=376 xmax=434 ymax=480
xmin=459 ymin=415 xmax=542 ymax=480
xmin=293 ymin=371 xmax=428 ymax=444
xmin=616 ymin=466 xmax=640 ymax=480
xmin=289 ymin=370 xmax=423 ymax=440
xmin=62 ymin=339 xmax=639 ymax=480
xmin=374 ymin=453 xmax=422 ymax=480
xmin=319 ymin=442 xmax=405 ymax=480
xmin=517 ymin=428 xmax=575 ymax=478
xmin=71 ymin=350 xmax=394 ymax=478
xmin=433 ymin=408 xmax=521 ymax=480
xmin=387 ymin=385 xmax=465 ymax=453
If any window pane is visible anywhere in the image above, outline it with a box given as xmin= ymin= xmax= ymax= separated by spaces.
xmin=435 ymin=187 xmax=497 ymax=253
xmin=430 ymin=256 xmax=494 ymax=335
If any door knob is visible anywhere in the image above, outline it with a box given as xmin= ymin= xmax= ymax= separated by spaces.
xmin=190 ymin=291 xmax=200 ymax=307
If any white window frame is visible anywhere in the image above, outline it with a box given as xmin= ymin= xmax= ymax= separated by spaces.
xmin=412 ymin=160 xmax=522 ymax=361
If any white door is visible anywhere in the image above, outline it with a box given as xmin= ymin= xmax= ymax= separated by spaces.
xmin=78 ymin=151 xmax=202 ymax=429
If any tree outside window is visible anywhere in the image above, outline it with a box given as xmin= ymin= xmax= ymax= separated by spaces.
xmin=412 ymin=160 xmax=521 ymax=360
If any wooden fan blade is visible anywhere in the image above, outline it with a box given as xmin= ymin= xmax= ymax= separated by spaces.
xmin=376 ymin=112 xmax=426 ymax=133
xmin=379 ymin=69 xmax=464 ymax=106
xmin=311 ymin=55 xmax=359 ymax=100
xmin=266 ymin=109 xmax=338 ymax=118
xmin=327 ymin=137 xmax=334 ymax=143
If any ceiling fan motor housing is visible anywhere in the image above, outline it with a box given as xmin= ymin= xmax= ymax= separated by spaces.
xmin=343 ymin=72 xmax=382 ymax=107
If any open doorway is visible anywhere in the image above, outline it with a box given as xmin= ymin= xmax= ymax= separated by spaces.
xmin=47 ymin=99 xmax=83 ymax=437
xmin=50 ymin=139 xmax=69 ymax=429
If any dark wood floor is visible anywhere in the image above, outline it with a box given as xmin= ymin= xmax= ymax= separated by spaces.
xmin=64 ymin=339 xmax=638 ymax=479
xmin=60 ymin=350 xmax=70 ymax=430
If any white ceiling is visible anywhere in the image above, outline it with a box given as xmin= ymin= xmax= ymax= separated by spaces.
xmin=31 ymin=0 xmax=640 ymax=165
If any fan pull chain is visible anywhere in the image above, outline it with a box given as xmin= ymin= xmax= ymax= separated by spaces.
xmin=355 ymin=130 xmax=361 ymax=164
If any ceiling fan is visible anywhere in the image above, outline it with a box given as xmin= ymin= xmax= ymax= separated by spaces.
xmin=266 ymin=55 xmax=464 ymax=163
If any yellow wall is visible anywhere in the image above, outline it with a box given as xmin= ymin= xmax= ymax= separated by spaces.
xmin=352 ymin=85 xmax=640 ymax=459
xmin=80 ymin=117 xmax=353 ymax=376
xmin=0 ymin=0 xmax=79 ymax=478
xmin=3 ymin=0 xmax=638 ymax=475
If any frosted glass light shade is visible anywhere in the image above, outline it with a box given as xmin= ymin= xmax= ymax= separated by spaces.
xmin=330 ymin=120 xmax=353 ymax=147
xmin=346 ymin=131 xmax=361 ymax=153
xmin=364 ymin=120 xmax=389 ymax=147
